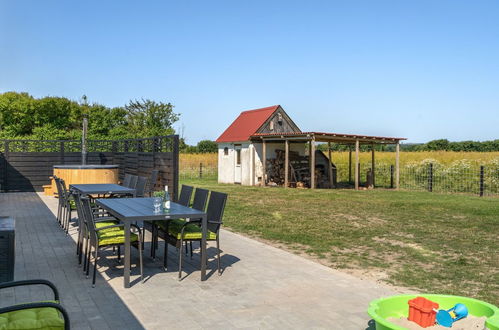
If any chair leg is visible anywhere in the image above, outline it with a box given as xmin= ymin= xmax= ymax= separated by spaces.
xmin=86 ymin=243 xmax=91 ymax=278
xmin=57 ymin=203 xmax=61 ymax=226
xmin=216 ymin=237 xmax=221 ymax=275
xmin=185 ymin=241 xmax=188 ymax=255
xmin=92 ymin=248 xmax=98 ymax=287
xmin=150 ymin=225 xmax=155 ymax=259
xmin=117 ymin=246 xmax=121 ymax=262
xmin=83 ymin=237 xmax=89 ymax=272
xmin=190 ymin=241 xmax=193 ymax=259
xmin=163 ymin=234 xmax=168 ymax=271
xmin=138 ymin=232 xmax=144 ymax=282
xmin=178 ymin=238 xmax=183 ymax=280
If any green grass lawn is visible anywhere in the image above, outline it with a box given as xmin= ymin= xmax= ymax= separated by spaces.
xmin=181 ymin=178 xmax=499 ymax=305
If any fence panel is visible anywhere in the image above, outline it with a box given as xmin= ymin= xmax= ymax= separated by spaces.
xmin=0 ymin=136 xmax=179 ymax=198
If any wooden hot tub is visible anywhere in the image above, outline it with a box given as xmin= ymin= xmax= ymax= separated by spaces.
xmin=50 ymin=165 xmax=119 ymax=196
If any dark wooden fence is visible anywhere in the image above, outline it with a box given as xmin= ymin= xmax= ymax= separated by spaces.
xmin=0 ymin=136 xmax=179 ymax=199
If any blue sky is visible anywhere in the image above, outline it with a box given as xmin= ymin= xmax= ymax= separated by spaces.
xmin=1 ymin=1 xmax=498 ymax=144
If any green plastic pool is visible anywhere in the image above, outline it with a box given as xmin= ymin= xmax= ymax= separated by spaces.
xmin=368 ymin=294 xmax=499 ymax=330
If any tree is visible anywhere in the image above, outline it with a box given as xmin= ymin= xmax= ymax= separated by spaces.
xmin=197 ymin=140 xmax=217 ymax=153
xmin=426 ymin=139 xmax=450 ymax=151
xmin=124 ymin=99 xmax=179 ymax=137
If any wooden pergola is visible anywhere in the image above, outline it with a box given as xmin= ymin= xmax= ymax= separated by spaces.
xmin=251 ymin=132 xmax=406 ymax=189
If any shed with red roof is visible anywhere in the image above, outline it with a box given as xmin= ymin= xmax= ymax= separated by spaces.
xmin=216 ymin=105 xmax=405 ymax=188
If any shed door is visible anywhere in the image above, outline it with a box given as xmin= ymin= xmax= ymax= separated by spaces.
xmin=234 ymin=145 xmax=242 ymax=184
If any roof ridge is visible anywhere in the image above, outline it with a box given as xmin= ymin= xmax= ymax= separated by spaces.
xmin=240 ymin=105 xmax=279 ymax=114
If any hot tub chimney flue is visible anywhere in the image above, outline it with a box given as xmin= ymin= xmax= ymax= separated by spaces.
xmin=82 ymin=115 xmax=88 ymax=165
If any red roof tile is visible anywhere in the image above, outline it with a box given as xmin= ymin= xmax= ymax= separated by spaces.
xmin=216 ymin=105 xmax=279 ymax=143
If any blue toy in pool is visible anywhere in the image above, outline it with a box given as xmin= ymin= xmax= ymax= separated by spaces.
xmin=436 ymin=303 xmax=469 ymax=327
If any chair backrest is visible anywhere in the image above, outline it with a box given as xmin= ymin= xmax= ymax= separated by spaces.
xmin=129 ymin=175 xmax=138 ymax=189
xmin=135 ymin=176 xmax=148 ymax=197
xmin=72 ymin=191 xmax=85 ymax=229
xmin=146 ymin=170 xmax=159 ymax=196
xmin=80 ymin=196 xmax=98 ymax=244
xmin=178 ymin=185 xmax=194 ymax=207
xmin=53 ymin=176 xmax=64 ymax=201
xmin=206 ymin=191 xmax=228 ymax=234
xmin=192 ymin=188 xmax=209 ymax=211
xmin=58 ymin=178 xmax=69 ymax=202
xmin=123 ymin=174 xmax=132 ymax=187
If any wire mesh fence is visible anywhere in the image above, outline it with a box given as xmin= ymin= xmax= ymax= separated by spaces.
xmin=341 ymin=161 xmax=499 ymax=196
xmin=181 ymin=160 xmax=499 ymax=196
xmin=179 ymin=162 xmax=217 ymax=180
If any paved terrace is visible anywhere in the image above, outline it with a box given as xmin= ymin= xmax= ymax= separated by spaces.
xmin=0 ymin=192 xmax=400 ymax=329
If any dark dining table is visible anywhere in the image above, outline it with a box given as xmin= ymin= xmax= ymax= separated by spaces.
xmin=95 ymin=197 xmax=208 ymax=288
xmin=70 ymin=183 xmax=136 ymax=197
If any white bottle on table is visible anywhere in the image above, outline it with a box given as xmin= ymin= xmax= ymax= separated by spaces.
xmin=164 ymin=185 xmax=170 ymax=209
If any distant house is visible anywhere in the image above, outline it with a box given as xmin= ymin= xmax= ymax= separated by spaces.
xmin=216 ymin=105 xmax=405 ymax=189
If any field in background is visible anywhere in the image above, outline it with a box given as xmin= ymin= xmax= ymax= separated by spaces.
xmin=181 ymin=177 xmax=499 ymax=305
xmin=180 ymin=153 xmax=217 ymax=179
xmin=180 ymin=151 xmax=499 ymax=196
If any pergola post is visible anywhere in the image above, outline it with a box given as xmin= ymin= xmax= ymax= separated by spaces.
xmin=284 ymin=139 xmax=289 ymax=188
xmin=348 ymin=147 xmax=352 ymax=182
xmin=310 ymin=138 xmax=316 ymax=189
xmin=354 ymin=140 xmax=359 ymax=190
xmin=395 ymin=141 xmax=400 ymax=190
xmin=371 ymin=143 xmax=375 ymax=188
xmin=327 ymin=142 xmax=333 ymax=188
xmin=262 ymin=140 xmax=267 ymax=186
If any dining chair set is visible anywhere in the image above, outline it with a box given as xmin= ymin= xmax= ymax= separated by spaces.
xmin=53 ymin=174 xmax=227 ymax=287
xmin=147 ymin=185 xmax=228 ymax=279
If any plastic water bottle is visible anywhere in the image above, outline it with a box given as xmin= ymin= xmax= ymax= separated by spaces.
xmin=163 ymin=185 xmax=170 ymax=209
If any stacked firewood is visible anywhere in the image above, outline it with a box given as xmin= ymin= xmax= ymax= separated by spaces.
xmin=265 ymin=149 xmax=334 ymax=188
xmin=266 ymin=149 xmax=288 ymax=185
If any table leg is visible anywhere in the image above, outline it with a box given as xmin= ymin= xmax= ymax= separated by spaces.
xmin=201 ymin=214 xmax=207 ymax=281
xmin=124 ymin=221 xmax=131 ymax=288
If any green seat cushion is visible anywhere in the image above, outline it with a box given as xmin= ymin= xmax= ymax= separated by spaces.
xmin=159 ymin=219 xmax=217 ymax=240
xmin=69 ymin=199 xmax=76 ymax=210
xmin=0 ymin=300 xmax=65 ymax=330
xmin=95 ymin=220 xmax=120 ymax=230
xmin=97 ymin=229 xmax=138 ymax=246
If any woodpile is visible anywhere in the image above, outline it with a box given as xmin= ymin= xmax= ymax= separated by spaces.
xmin=265 ymin=149 xmax=336 ymax=188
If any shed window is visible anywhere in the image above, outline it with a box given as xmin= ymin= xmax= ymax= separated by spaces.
xmin=269 ymin=121 xmax=274 ymax=131
xmin=223 ymin=147 xmax=228 ymax=156
xmin=236 ymin=149 xmax=241 ymax=165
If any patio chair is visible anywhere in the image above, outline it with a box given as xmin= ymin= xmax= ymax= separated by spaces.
xmin=135 ymin=176 xmax=148 ymax=197
xmin=52 ymin=176 xmax=63 ymax=227
xmin=178 ymin=185 xmax=194 ymax=206
xmin=122 ymin=173 xmax=132 ymax=187
xmin=54 ymin=177 xmax=74 ymax=235
xmin=145 ymin=170 xmax=159 ymax=196
xmin=80 ymin=196 xmax=143 ymax=287
xmin=0 ymin=279 xmax=70 ymax=330
xmin=72 ymin=191 xmax=120 ymax=268
xmin=150 ymin=187 xmax=208 ymax=260
xmin=161 ymin=191 xmax=227 ymax=279
xmin=129 ymin=175 xmax=138 ymax=189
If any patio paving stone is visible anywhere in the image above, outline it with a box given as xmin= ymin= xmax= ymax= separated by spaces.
xmin=0 ymin=192 xmax=405 ymax=329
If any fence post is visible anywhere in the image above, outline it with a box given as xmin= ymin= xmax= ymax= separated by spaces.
xmin=60 ymin=141 xmax=65 ymax=164
xmin=390 ymin=165 xmax=394 ymax=188
xmin=479 ymin=166 xmax=484 ymax=197
xmin=3 ymin=141 xmax=9 ymax=192
xmin=199 ymin=162 xmax=203 ymax=179
xmin=428 ymin=163 xmax=433 ymax=192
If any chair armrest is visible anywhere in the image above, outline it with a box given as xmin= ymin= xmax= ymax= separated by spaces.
xmin=0 ymin=280 xmax=59 ymax=301
xmin=94 ymin=217 xmax=119 ymax=223
xmin=0 ymin=302 xmax=70 ymax=330
xmin=208 ymin=221 xmax=223 ymax=225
